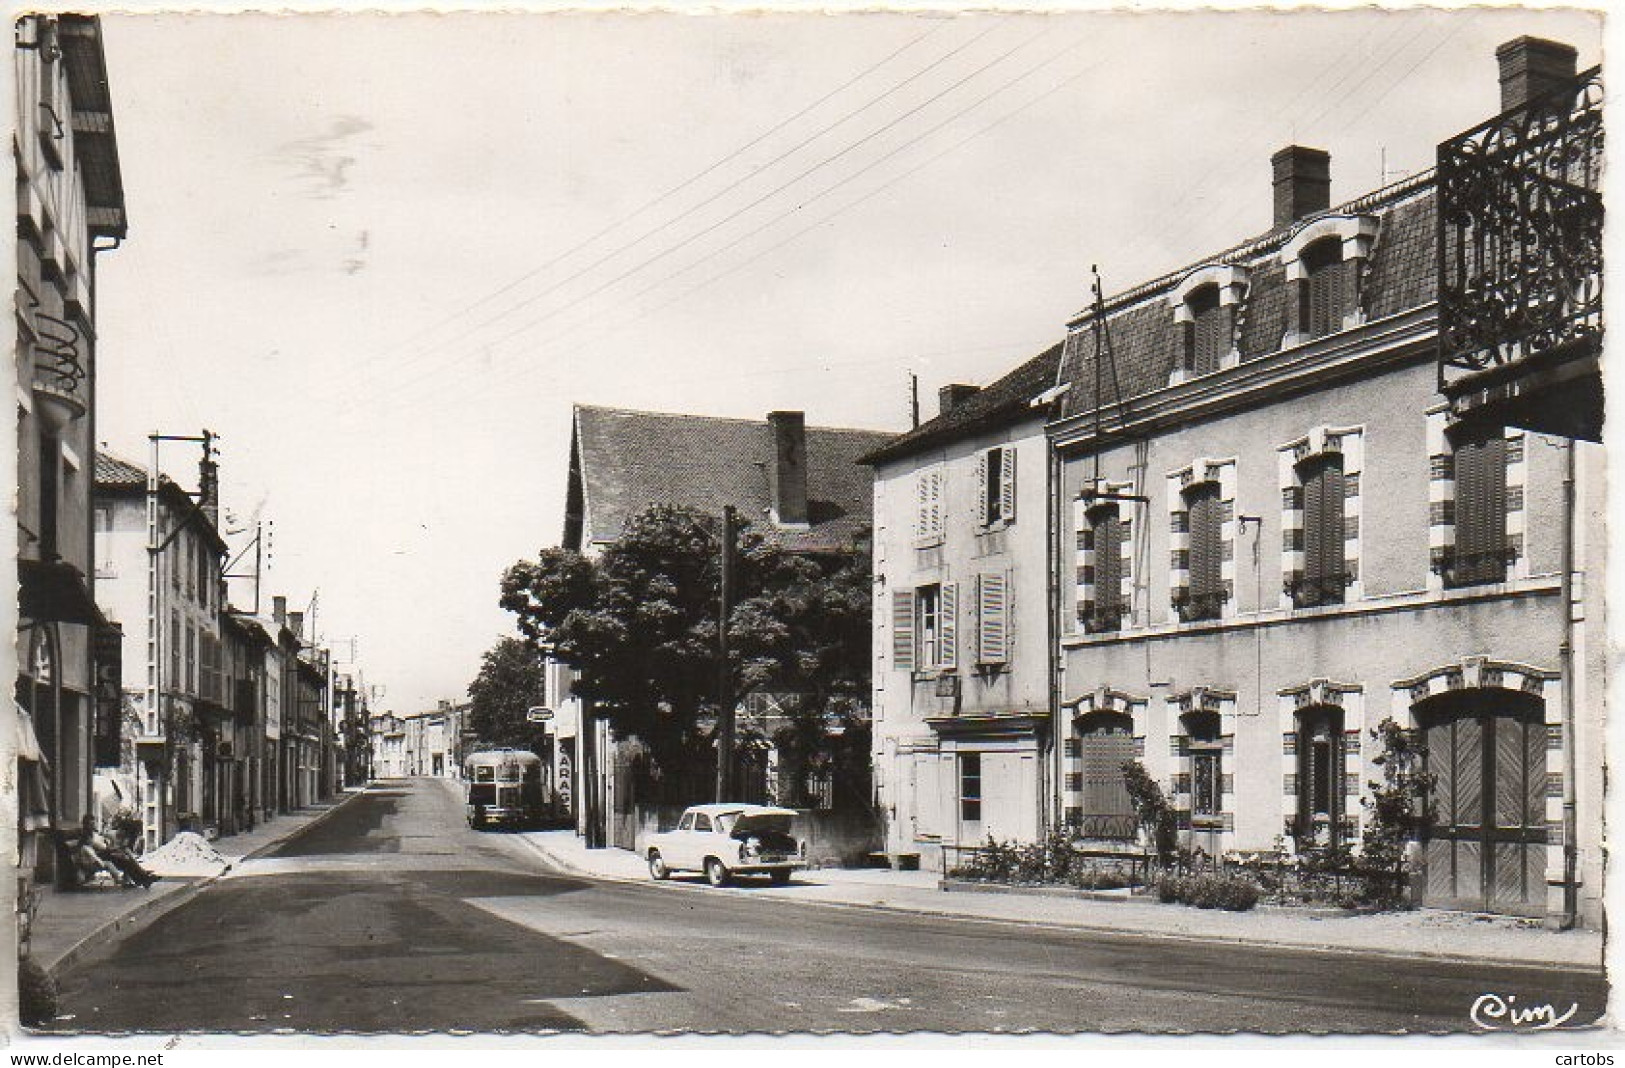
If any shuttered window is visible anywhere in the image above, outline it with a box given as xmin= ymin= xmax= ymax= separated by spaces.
xmin=976 ymin=447 xmax=1017 ymax=527
xmin=1296 ymin=706 xmax=1346 ymax=848
xmin=976 ymin=572 xmax=1009 ymax=664
xmin=1297 ymin=453 xmax=1347 ymax=607
xmin=1190 ymin=286 xmax=1224 ymax=375
xmin=915 ymin=467 xmax=944 ymax=546
xmin=1304 ymin=242 xmax=1345 ymax=339
xmin=960 ymin=752 xmax=982 ymax=823
xmin=1185 ymin=481 xmax=1224 ymax=620
xmin=938 ymin=582 xmax=958 ymax=670
xmin=891 ymin=589 xmax=914 ymax=671
xmin=1088 ymin=506 xmax=1122 ymax=631
xmin=1451 ymin=428 xmax=1509 ymax=587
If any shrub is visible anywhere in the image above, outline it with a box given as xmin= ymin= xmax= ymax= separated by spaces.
xmin=19 ymin=956 xmax=57 ymax=1028
xmin=1015 ymin=841 xmax=1048 ymax=883
xmin=1155 ymin=872 xmax=1261 ymax=912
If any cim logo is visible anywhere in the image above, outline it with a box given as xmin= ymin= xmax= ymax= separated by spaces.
xmin=1470 ymin=992 xmax=1580 ymax=1031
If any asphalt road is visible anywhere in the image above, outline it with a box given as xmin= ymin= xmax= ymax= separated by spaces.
xmin=51 ymin=778 xmax=1607 ymax=1035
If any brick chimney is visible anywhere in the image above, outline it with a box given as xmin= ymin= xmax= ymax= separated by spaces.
xmin=198 ymin=454 xmax=219 ymax=529
xmin=1272 ymin=146 xmax=1331 ymax=229
xmin=1497 ymin=37 xmax=1578 ymax=113
xmin=938 ymin=384 xmax=980 ymax=415
xmin=272 ymin=595 xmax=286 ymax=626
xmin=767 ymin=410 xmax=808 ymax=527
xmin=289 ymin=610 xmax=304 ymax=640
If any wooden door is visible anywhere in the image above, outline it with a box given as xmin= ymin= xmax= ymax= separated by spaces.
xmin=1078 ymin=713 xmax=1136 ymax=840
xmin=1421 ymin=693 xmax=1547 ymax=916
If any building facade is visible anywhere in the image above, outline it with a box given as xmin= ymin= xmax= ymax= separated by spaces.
xmin=1045 ymin=38 xmax=1602 ymax=924
xmin=15 ymin=13 xmax=127 ymax=871
xmin=94 ymin=452 xmax=228 ymax=848
xmin=370 ymin=711 xmax=407 ymax=779
xmin=862 ymin=352 xmax=1063 ymax=868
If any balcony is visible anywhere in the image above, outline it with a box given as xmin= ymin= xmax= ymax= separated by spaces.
xmin=1284 ymin=571 xmax=1355 ymax=610
xmin=1437 ymin=65 xmax=1604 ymax=441
xmin=27 ymin=306 xmax=88 ymax=430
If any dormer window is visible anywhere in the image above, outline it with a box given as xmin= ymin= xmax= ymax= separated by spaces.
xmin=1279 ymin=215 xmax=1378 ymax=347
xmin=1168 ymin=265 xmax=1248 ymax=384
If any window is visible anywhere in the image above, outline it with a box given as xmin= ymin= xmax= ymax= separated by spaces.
xmin=1189 ymin=285 xmax=1224 ymax=375
xmin=1293 ymin=453 xmax=1347 ymax=607
xmin=185 ymin=623 xmax=196 ymax=695
xmin=185 ymin=535 xmax=196 ymax=600
xmin=95 ymin=504 xmax=115 ymax=576
xmin=1186 ymin=712 xmax=1223 ymax=824
xmin=693 ymin=813 xmax=713 ymax=833
xmin=1448 ymin=426 xmax=1510 ymax=587
xmin=1182 ymin=482 xmax=1225 ymax=621
xmin=975 ymin=572 xmax=1008 ymax=664
xmin=1296 ymin=706 xmax=1346 ymax=850
xmin=37 ymin=429 xmax=59 ymax=558
xmin=1084 ymin=505 xmax=1124 ymax=633
xmin=914 ymin=467 xmax=945 ymax=547
xmin=978 ymin=446 xmax=1016 ymax=527
xmin=169 ymin=613 xmax=180 ymax=687
xmin=959 ymin=752 xmax=982 ymax=823
xmin=1302 ymin=239 xmax=1346 ymax=339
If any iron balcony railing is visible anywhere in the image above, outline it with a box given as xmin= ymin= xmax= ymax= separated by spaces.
xmin=1437 ymin=65 xmax=1604 ymax=395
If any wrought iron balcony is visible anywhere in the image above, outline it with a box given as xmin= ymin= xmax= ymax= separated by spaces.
xmin=1081 ymin=603 xmax=1127 ymax=635
xmin=1437 ymin=65 xmax=1604 ymax=440
xmin=1284 ymin=571 xmax=1355 ymax=609
xmin=1172 ymin=588 xmax=1229 ymax=623
xmin=29 ymin=308 xmax=88 ymax=428
xmin=1430 ymin=544 xmax=1520 ymax=589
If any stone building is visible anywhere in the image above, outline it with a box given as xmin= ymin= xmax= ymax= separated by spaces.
xmin=15 ymin=13 xmax=127 ymax=869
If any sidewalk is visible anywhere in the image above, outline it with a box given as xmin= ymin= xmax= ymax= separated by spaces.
xmin=515 ymin=830 xmax=1604 ymax=971
xmin=30 ymin=793 xmax=358 ymax=976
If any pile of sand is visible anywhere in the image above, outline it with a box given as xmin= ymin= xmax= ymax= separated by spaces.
xmin=140 ymin=832 xmax=238 ymax=878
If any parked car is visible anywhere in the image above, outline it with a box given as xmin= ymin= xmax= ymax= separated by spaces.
xmin=645 ymin=804 xmax=804 ymax=887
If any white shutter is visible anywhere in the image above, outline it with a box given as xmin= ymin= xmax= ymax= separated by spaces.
xmin=977 ymin=572 xmax=1009 ymax=664
xmin=939 ymin=582 xmax=958 ymax=670
xmin=999 ymin=446 xmax=1017 ymax=523
xmin=914 ymin=471 xmax=930 ymax=544
xmin=891 ymin=589 xmax=915 ymax=672
xmin=975 ymin=451 xmax=990 ymax=527
xmin=930 ymin=468 xmax=945 ymax=542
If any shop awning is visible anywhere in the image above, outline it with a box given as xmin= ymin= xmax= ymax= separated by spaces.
xmin=18 ymin=557 xmax=106 ymax=627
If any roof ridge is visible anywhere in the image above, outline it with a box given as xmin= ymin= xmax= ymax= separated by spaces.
xmin=575 ymin=402 xmax=892 ymax=437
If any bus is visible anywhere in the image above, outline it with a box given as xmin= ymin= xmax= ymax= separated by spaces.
xmin=463 ymin=748 xmax=546 ymax=830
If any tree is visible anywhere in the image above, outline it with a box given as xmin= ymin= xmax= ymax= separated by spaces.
xmin=499 ymin=505 xmax=873 ymax=807
xmin=466 ymin=636 xmax=550 ymax=752
xmin=1360 ymin=717 xmax=1433 ymax=908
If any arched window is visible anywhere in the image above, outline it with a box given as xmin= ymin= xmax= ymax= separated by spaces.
xmin=1188 ymin=284 xmax=1225 ymax=375
xmin=1301 ymin=238 xmax=1346 ymax=339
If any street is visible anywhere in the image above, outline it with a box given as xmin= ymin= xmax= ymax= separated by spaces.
xmin=53 ymin=778 xmax=1607 ymax=1034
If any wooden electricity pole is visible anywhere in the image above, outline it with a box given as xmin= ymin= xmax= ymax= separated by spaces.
xmin=714 ymin=505 xmax=737 ymax=802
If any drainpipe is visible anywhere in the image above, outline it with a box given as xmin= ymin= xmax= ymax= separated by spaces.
xmin=1046 ymin=433 xmax=1063 ymax=838
xmin=1559 ymin=439 xmax=1578 ymax=929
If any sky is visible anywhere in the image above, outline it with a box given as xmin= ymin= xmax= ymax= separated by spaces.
xmin=86 ymin=5 xmax=1603 ymax=717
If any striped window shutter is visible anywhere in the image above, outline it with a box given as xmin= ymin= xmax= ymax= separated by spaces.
xmin=976 ymin=572 xmax=1009 ymax=664
xmin=1093 ymin=508 xmax=1122 ymax=616
xmin=1193 ymin=299 xmax=1223 ymax=374
xmin=914 ymin=471 xmax=930 ymax=543
xmin=999 ymin=446 xmax=1016 ymax=523
xmin=939 ymin=583 xmax=958 ymax=670
xmin=891 ymin=589 xmax=915 ymax=671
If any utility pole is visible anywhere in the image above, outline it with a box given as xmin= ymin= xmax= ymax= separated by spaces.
xmin=908 ymin=372 xmax=920 ymax=429
xmin=714 ymin=505 xmax=737 ymax=802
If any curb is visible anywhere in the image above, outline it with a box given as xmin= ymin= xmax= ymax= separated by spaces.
xmin=46 ymin=792 xmax=365 ymax=979
xmin=512 ymin=836 xmax=1602 ymax=976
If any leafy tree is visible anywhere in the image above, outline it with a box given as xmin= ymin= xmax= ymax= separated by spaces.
xmin=499 ymin=505 xmax=872 ymax=807
xmin=1121 ymin=760 xmax=1178 ymax=864
xmin=466 ymin=636 xmax=550 ymax=752
xmin=1360 ymin=717 xmax=1433 ymax=908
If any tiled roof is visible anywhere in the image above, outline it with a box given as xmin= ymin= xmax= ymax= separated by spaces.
xmin=94 ymin=451 xmax=150 ymax=488
xmin=858 ymin=342 xmax=1066 ymax=466
xmin=1056 ymin=173 xmax=1438 ymax=422
xmin=572 ymin=405 xmax=893 ymax=554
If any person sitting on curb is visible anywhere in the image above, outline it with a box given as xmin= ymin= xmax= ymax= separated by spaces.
xmin=70 ymin=814 xmax=159 ymax=889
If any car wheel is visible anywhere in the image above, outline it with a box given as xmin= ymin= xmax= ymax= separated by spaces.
xmin=768 ymin=869 xmax=792 ymax=886
xmin=704 ymin=857 xmax=731 ymax=888
xmin=648 ymin=850 xmax=671 ymax=881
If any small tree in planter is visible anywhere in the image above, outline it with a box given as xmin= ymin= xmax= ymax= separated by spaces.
xmin=1360 ymin=717 xmax=1433 ymax=909
xmin=1121 ymin=760 xmax=1177 ymax=868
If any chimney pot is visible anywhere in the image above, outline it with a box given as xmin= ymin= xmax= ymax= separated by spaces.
xmin=198 ymin=455 xmax=219 ymax=529
xmin=272 ymin=595 xmax=286 ymax=625
xmin=1271 ymin=145 xmax=1331 ymax=229
xmin=289 ymin=611 xmax=304 ymax=640
xmin=1496 ymin=37 xmax=1578 ymax=113
xmin=938 ymin=384 xmax=980 ymax=416
xmin=767 ymin=410 xmax=809 ymax=527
